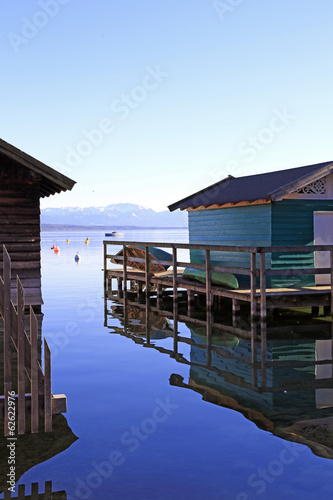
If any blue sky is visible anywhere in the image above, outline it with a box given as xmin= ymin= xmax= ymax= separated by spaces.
xmin=1 ymin=0 xmax=333 ymax=211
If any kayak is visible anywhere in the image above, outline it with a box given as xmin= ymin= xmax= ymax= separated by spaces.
xmin=111 ymin=245 xmax=172 ymax=272
xmin=183 ymin=268 xmax=239 ymax=289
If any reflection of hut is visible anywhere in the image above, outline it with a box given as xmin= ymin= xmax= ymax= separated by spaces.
xmin=0 ymin=139 xmax=75 ymax=308
xmin=0 ymin=414 xmax=77 ymax=493
xmin=169 ymin=162 xmax=333 ymax=287
xmin=171 ymin=335 xmax=333 ymax=459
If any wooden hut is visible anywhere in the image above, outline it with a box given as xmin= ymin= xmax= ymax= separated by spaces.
xmin=0 ymin=139 xmax=75 ymax=308
xmin=168 ymin=161 xmax=333 ymax=287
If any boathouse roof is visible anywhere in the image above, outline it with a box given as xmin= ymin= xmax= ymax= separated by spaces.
xmin=0 ymin=138 xmax=75 ymax=197
xmin=168 ymin=161 xmax=333 ymax=211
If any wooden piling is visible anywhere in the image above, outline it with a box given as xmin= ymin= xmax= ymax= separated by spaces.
xmin=232 ymin=299 xmax=240 ymax=326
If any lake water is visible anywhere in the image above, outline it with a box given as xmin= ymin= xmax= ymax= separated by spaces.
xmin=1 ymin=228 xmax=333 ymax=500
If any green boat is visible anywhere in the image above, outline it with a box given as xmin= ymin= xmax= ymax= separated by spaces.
xmin=183 ymin=268 xmax=239 ymax=289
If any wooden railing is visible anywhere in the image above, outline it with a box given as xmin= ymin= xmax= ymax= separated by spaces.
xmin=103 ymin=240 xmax=333 ymax=320
xmin=0 ymin=246 xmax=62 ymax=436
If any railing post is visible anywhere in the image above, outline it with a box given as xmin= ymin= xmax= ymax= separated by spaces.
xmin=205 ymin=249 xmax=212 ymax=309
xmin=3 ymin=246 xmax=12 ymax=437
xmin=123 ymin=244 xmax=127 ymax=293
xmin=145 ymin=246 xmax=150 ymax=298
xmin=44 ymin=339 xmax=52 ymax=432
xmin=250 ymin=251 xmax=257 ymax=320
xmin=30 ymin=306 xmax=39 ymax=434
xmin=172 ymin=247 xmax=178 ymax=353
xmin=103 ymin=242 xmax=107 ymax=290
xmin=17 ymin=277 xmax=26 ymax=435
xmin=260 ymin=252 xmax=266 ymax=321
xmin=331 ymin=250 xmax=333 ymax=317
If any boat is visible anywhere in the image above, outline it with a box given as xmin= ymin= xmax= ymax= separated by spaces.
xmin=183 ymin=268 xmax=239 ymax=289
xmin=105 ymin=231 xmax=124 ymax=237
xmin=111 ymin=245 xmax=172 ymax=273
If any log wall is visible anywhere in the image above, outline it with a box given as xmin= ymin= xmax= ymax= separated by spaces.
xmin=0 ymin=158 xmax=42 ymax=306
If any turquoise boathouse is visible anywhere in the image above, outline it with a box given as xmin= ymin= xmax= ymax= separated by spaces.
xmin=168 ymin=162 xmax=333 ymax=287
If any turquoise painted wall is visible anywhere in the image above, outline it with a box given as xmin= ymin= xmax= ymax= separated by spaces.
xmin=188 ymin=205 xmax=272 ymax=285
xmin=188 ymin=200 xmax=333 ymax=288
xmin=271 ymin=199 xmax=333 ymax=286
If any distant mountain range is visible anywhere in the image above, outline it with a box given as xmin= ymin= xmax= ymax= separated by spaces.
xmin=41 ymin=203 xmax=188 ymax=228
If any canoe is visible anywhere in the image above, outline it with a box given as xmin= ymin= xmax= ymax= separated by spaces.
xmin=111 ymin=245 xmax=172 ymax=273
xmin=183 ymin=268 xmax=239 ymax=289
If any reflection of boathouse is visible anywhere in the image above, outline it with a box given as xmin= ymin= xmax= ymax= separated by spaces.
xmin=174 ymin=331 xmax=333 ymax=459
xmin=105 ymin=294 xmax=333 ymax=460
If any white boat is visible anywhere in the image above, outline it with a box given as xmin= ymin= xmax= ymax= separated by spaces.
xmin=105 ymin=231 xmax=124 ymax=237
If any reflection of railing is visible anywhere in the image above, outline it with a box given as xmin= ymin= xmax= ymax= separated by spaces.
xmin=4 ymin=481 xmax=67 ymax=499
xmin=105 ymin=291 xmax=333 ymax=392
xmin=105 ymin=291 xmax=333 ymax=460
xmin=0 ymin=246 xmax=66 ymax=436
xmin=103 ymin=240 xmax=333 ymax=320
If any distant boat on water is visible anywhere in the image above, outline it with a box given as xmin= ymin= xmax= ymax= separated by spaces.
xmin=105 ymin=231 xmax=124 ymax=237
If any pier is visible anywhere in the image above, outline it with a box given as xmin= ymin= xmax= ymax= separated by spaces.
xmin=103 ymin=240 xmax=333 ymax=323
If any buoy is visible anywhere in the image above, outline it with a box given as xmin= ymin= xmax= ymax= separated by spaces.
xmin=85 ymin=238 xmax=89 ymax=245
xmin=66 ymin=239 xmax=70 ymax=243
xmin=54 ymin=246 xmax=60 ymax=253
xmin=75 ymin=252 xmax=81 ymax=261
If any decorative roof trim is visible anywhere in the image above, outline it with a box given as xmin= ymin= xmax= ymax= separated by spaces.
xmin=270 ymin=163 xmax=333 ymax=201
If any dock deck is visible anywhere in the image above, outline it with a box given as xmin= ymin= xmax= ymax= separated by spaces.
xmin=103 ymin=240 xmax=333 ymax=321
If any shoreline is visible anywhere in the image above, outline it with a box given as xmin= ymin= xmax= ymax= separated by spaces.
xmin=41 ymin=224 xmax=188 ymax=231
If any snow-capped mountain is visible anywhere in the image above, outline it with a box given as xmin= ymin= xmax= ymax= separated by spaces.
xmin=41 ymin=203 xmax=187 ymax=227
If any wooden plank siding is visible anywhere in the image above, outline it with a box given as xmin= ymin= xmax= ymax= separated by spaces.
xmin=188 ymin=205 xmax=272 ymax=285
xmin=271 ymin=199 xmax=333 ymax=287
xmin=0 ymin=162 xmax=42 ymax=306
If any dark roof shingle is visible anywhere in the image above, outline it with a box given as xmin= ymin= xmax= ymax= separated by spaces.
xmin=168 ymin=161 xmax=333 ymax=211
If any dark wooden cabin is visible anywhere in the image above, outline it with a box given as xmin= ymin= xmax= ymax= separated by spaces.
xmin=0 ymin=139 xmax=75 ymax=308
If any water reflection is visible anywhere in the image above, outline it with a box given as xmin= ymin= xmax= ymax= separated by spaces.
xmin=105 ymin=291 xmax=333 ymax=461
xmin=0 ymin=414 xmax=77 ymax=495
xmin=0 ymin=314 xmax=78 ymax=497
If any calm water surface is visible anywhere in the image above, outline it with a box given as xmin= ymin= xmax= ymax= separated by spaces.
xmin=2 ymin=229 xmax=333 ymax=500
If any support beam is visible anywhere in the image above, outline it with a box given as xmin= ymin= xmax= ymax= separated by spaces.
xmin=260 ymin=253 xmax=266 ymax=321
xmin=205 ymin=249 xmax=212 ymax=309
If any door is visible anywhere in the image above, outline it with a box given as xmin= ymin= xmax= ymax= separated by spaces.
xmin=314 ymin=211 xmax=333 ymax=285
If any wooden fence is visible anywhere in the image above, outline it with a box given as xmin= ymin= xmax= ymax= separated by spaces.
xmin=0 ymin=246 xmax=62 ymax=436
xmin=3 ymin=481 xmax=66 ymax=499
